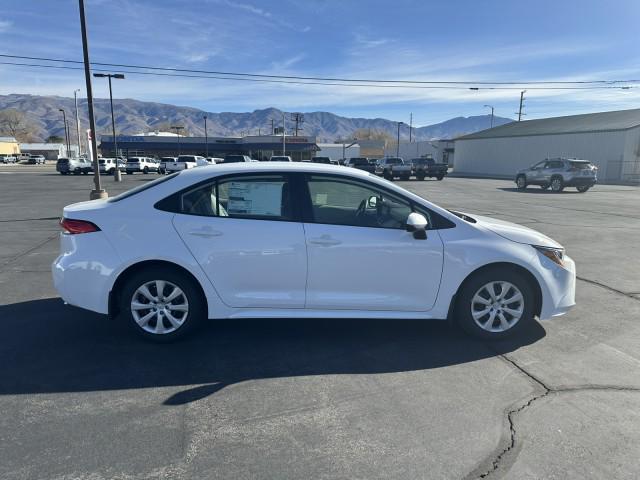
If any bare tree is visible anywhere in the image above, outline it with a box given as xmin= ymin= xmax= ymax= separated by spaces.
xmin=352 ymin=128 xmax=393 ymax=143
xmin=0 ymin=109 xmax=36 ymax=142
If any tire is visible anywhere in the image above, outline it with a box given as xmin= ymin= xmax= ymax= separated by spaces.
xmin=416 ymin=174 xmax=425 ymax=181
xmin=119 ymin=266 xmax=206 ymax=342
xmin=401 ymin=175 xmax=410 ymax=181
xmin=127 ymin=171 xmax=133 ymax=175
xmin=82 ymin=170 xmax=88 ymax=175
xmin=516 ymin=175 xmax=527 ymax=190
xmin=73 ymin=169 xmax=81 ymax=175
xmin=384 ymin=170 xmax=393 ymax=181
xmin=455 ymin=267 xmax=535 ymax=340
xmin=143 ymin=166 xmax=149 ymax=174
xmin=541 ymin=184 xmax=549 ymax=190
xmin=109 ymin=168 xmax=115 ymax=175
xmin=550 ymin=176 xmax=564 ymax=192
xmin=437 ymin=175 xmax=444 ymax=181
xmin=576 ymin=186 xmax=590 ymax=193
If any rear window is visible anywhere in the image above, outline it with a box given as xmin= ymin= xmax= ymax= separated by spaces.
xmin=107 ymin=173 xmax=180 ymax=203
xmin=57 ymin=158 xmax=69 ymax=164
xmin=128 ymin=158 xmax=140 ymax=163
xmin=570 ymin=161 xmax=593 ymax=170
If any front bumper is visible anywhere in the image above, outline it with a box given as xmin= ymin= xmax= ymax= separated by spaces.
xmin=538 ymin=253 xmax=576 ymax=320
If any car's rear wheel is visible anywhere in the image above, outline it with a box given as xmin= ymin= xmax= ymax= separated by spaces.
xmin=109 ymin=168 xmax=115 ymax=175
xmin=119 ymin=267 xmax=205 ymax=342
xmin=384 ymin=170 xmax=393 ymax=180
xmin=550 ymin=176 xmax=564 ymax=192
xmin=143 ymin=166 xmax=149 ymax=174
xmin=576 ymin=185 xmax=590 ymax=193
xmin=437 ymin=175 xmax=444 ymax=181
xmin=541 ymin=183 xmax=549 ymax=190
xmin=455 ymin=268 xmax=534 ymax=340
xmin=416 ymin=174 xmax=425 ymax=181
xmin=73 ymin=169 xmax=81 ymax=175
xmin=516 ymin=175 xmax=527 ymax=190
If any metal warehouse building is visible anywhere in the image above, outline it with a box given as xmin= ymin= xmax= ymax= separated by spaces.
xmin=454 ymin=108 xmax=640 ymax=183
xmin=99 ymin=134 xmax=318 ymax=161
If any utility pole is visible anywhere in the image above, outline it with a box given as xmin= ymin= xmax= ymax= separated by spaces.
xmin=172 ymin=126 xmax=184 ymax=155
xmin=74 ymin=89 xmax=82 ymax=155
xmin=396 ymin=121 xmax=404 ymax=157
xmin=78 ymin=0 xmax=105 ymax=199
xmin=291 ymin=112 xmax=304 ymax=136
xmin=93 ymin=73 xmax=125 ymax=160
xmin=203 ymin=115 xmax=208 ymax=158
xmin=484 ymin=104 xmax=495 ymax=128
xmin=409 ymin=113 xmax=413 ymax=143
xmin=58 ymin=109 xmax=70 ymax=157
xmin=282 ymin=112 xmax=286 ymax=156
xmin=271 ymin=119 xmax=274 ymax=135
xmin=517 ymin=90 xmax=527 ymax=121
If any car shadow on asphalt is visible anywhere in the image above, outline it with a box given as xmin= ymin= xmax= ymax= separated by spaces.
xmin=498 ymin=187 xmax=579 ymax=194
xmin=0 ymin=298 xmax=545 ymax=405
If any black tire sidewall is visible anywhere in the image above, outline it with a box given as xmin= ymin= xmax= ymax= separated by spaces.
xmin=119 ymin=267 xmax=205 ymax=342
xmin=455 ymin=267 xmax=535 ymax=340
xmin=551 ymin=177 xmax=564 ymax=192
xmin=516 ymin=175 xmax=526 ymax=189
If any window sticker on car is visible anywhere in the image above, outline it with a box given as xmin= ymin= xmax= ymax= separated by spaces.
xmin=227 ymin=182 xmax=283 ymax=216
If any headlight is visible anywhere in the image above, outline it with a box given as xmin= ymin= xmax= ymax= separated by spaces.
xmin=533 ymin=245 xmax=565 ymax=267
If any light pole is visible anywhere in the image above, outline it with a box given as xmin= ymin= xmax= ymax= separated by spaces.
xmin=484 ymin=104 xmax=495 ymax=128
xmin=172 ymin=126 xmax=184 ymax=155
xmin=78 ymin=0 xmax=105 ymax=199
xmin=203 ymin=115 xmax=208 ymax=158
xmin=282 ymin=112 xmax=286 ymax=156
xmin=93 ymin=73 xmax=125 ymax=159
xmin=343 ymin=138 xmax=358 ymax=161
xmin=59 ymin=109 xmax=70 ymax=157
xmin=396 ymin=121 xmax=405 ymax=158
xmin=74 ymin=89 xmax=82 ymax=156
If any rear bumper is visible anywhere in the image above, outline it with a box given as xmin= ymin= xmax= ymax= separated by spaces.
xmin=51 ymin=232 xmax=120 ymax=314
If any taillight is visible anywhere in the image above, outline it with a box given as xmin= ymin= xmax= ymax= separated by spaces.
xmin=60 ymin=218 xmax=101 ymax=234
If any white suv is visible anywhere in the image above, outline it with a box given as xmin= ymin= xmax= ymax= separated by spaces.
xmin=126 ymin=157 xmax=158 ymax=174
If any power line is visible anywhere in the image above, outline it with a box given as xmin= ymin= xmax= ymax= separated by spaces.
xmin=0 ymin=53 xmax=639 ymax=87
xmin=0 ymin=60 xmax=636 ymax=91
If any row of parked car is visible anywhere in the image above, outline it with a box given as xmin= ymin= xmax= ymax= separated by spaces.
xmin=336 ymin=156 xmax=448 ymax=181
xmin=54 ymin=153 xmax=449 ymax=183
xmin=1 ymin=154 xmax=47 ymax=164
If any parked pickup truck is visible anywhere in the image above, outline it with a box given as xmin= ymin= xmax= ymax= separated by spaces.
xmin=410 ymin=157 xmax=448 ymax=180
xmin=345 ymin=157 xmax=376 ymax=173
xmin=165 ymin=155 xmax=204 ymax=173
xmin=375 ymin=157 xmax=412 ymax=180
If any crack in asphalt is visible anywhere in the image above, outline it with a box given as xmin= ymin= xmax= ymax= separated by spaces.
xmin=0 ymin=234 xmax=58 ymax=271
xmin=468 ymin=353 xmax=640 ymax=480
xmin=576 ymin=276 xmax=640 ymax=301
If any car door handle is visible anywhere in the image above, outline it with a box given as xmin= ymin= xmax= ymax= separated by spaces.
xmin=188 ymin=228 xmax=223 ymax=238
xmin=308 ymin=236 xmax=342 ymax=246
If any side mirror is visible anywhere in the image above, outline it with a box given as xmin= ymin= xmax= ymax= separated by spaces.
xmin=406 ymin=212 xmax=428 ymax=239
xmin=367 ymin=196 xmax=378 ymax=208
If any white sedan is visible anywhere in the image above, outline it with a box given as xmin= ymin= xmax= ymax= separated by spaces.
xmin=52 ymin=163 xmax=575 ymax=342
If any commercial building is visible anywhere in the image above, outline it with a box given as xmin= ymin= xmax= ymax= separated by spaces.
xmin=316 ymin=143 xmax=360 ymax=161
xmin=0 ymin=136 xmax=20 ymax=156
xmin=100 ymin=134 xmax=319 ymax=161
xmin=20 ymin=143 xmax=78 ymax=160
xmin=454 ymin=108 xmax=640 ymax=183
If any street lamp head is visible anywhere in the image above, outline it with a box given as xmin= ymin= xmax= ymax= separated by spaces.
xmin=59 ymin=108 xmax=65 ymax=113
xmin=113 ymin=74 xmax=125 ymax=79
xmin=484 ymin=104 xmax=493 ymax=108
xmin=93 ymin=73 xmax=106 ymax=78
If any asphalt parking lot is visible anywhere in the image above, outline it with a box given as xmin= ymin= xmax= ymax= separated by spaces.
xmin=1 ymin=164 xmax=639 ymax=480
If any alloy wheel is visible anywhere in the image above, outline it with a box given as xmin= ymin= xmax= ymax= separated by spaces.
xmin=130 ymin=280 xmax=189 ymax=334
xmin=470 ymin=281 xmax=524 ymax=333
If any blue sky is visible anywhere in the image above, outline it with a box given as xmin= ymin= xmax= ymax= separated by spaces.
xmin=1 ymin=0 xmax=639 ymax=126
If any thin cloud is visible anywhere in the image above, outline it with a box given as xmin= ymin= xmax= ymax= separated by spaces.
xmin=0 ymin=19 xmax=12 ymax=32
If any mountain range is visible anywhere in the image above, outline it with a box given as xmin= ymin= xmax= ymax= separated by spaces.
xmin=0 ymin=94 xmax=513 ymax=143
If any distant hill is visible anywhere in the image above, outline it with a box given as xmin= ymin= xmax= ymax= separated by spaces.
xmin=0 ymin=94 xmax=513 ymax=142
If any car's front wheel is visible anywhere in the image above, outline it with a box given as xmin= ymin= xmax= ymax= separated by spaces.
xmin=516 ymin=175 xmax=527 ymax=190
xmin=550 ymin=176 xmax=564 ymax=192
xmin=455 ymin=268 xmax=534 ymax=340
xmin=119 ymin=267 xmax=205 ymax=342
